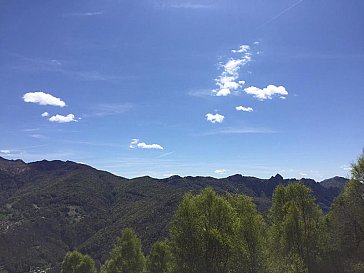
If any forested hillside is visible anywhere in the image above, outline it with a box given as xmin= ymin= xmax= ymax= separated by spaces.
xmin=61 ymin=151 xmax=364 ymax=273
xmin=0 ymin=157 xmax=347 ymax=273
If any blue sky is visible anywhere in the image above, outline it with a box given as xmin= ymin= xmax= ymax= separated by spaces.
xmin=1 ymin=0 xmax=363 ymax=180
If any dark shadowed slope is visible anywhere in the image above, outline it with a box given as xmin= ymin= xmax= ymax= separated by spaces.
xmin=0 ymin=157 xmax=347 ymax=273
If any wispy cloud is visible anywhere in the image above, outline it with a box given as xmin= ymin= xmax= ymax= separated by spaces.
xmin=30 ymin=134 xmax=47 ymax=139
xmin=157 ymin=152 xmax=174 ymax=158
xmin=188 ymin=89 xmax=213 ymax=98
xmin=23 ymin=128 xmax=40 ymax=132
xmin=23 ymin=92 xmax=66 ymax=107
xmin=244 ymin=85 xmax=288 ymax=100
xmin=0 ymin=150 xmax=11 ymax=154
xmin=49 ymin=114 xmax=77 ymax=123
xmin=41 ymin=112 xmax=49 ymax=117
xmin=63 ymin=11 xmax=104 ymax=17
xmin=129 ymin=139 xmax=164 ymax=150
xmin=259 ymin=0 xmax=304 ymax=28
xmin=169 ymin=3 xmax=212 ymax=9
xmin=155 ymin=1 xmax=214 ymax=9
xmin=213 ymin=45 xmax=252 ymax=96
xmin=84 ymin=103 xmax=133 ymax=117
xmin=206 ymin=113 xmax=224 ymax=124
xmin=199 ymin=126 xmax=277 ymax=136
xmin=10 ymin=54 xmax=124 ymax=82
xmin=340 ymin=164 xmax=352 ymax=171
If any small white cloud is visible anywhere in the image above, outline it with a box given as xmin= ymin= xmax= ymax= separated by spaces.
xmin=23 ymin=92 xmax=66 ymax=107
xmin=244 ymin=85 xmax=288 ymax=100
xmin=64 ymin=11 xmax=104 ymax=16
xmin=41 ymin=112 xmax=49 ymax=117
xmin=129 ymin=139 xmax=164 ymax=150
xmin=206 ymin=113 xmax=224 ymax=123
xmin=0 ymin=150 xmax=11 ymax=154
xmin=163 ymin=173 xmax=178 ymax=178
xmin=30 ymin=134 xmax=47 ymax=139
xmin=51 ymin=59 xmax=61 ymax=65
xmin=232 ymin=45 xmax=250 ymax=53
xmin=49 ymin=114 xmax=77 ymax=123
xmin=235 ymin=106 xmax=253 ymax=112
xmin=214 ymin=169 xmax=227 ymax=174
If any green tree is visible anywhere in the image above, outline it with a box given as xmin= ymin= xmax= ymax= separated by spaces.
xmin=61 ymin=251 xmax=97 ymax=273
xmin=268 ymin=183 xmax=327 ymax=273
xmin=328 ymin=151 xmax=364 ymax=273
xmin=170 ymin=188 xmax=236 ymax=273
xmin=146 ymin=240 xmax=174 ymax=273
xmin=102 ymin=228 xmax=145 ymax=273
xmin=228 ymin=194 xmax=268 ymax=273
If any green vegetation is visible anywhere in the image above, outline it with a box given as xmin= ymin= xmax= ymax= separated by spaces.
xmin=101 ymin=228 xmax=145 ymax=273
xmin=0 ymin=155 xmax=356 ymax=272
xmin=268 ymin=183 xmax=327 ymax=273
xmin=61 ymin=251 xmax=97 ymax=273
xmin=57 ymin=150 xmax=364 ymax=273
xmin=327 ymin=151 xmax=364 ymax=273
xmin=146 ymin=240 xmax=173 ymax=273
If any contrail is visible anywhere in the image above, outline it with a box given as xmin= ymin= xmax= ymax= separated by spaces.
xmin=258 ymin=0 xmax=304 ymax=29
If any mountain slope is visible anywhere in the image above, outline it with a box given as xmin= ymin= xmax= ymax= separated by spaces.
xmin=0 ymin=157 xmax=348 ymax=273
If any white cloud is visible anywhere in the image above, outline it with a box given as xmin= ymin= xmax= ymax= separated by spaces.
xmin=235 ymin=106 xmax=253 ymax=112
xmin=244 ymin=85 xmax=288 ymax=100
xmin=214 ymin=169 xmax=227 ymax=174
xmin=129 ymin=139 xmax=164 ymax=150
xmin=0 ymin=150 xmax=11 ymax=154
xmin=23 ymin=92 xmax=66 ymax=107
xmin=206 ymin=113 xmax=224 ymax=123
xmin=41 ymin=112 xmax=49 ymax=117
xmin=213 ymin=45 xmax=252 ymax=96
xmin=49 ymin=114 xmax=77 ymax=123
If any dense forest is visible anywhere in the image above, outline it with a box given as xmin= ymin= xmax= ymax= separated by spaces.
xmin=60 ymin=151 xmax=364 ymax=273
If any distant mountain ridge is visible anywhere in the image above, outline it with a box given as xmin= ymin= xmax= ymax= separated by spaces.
xmin=0 ymin=157 xmax=348 ymax=273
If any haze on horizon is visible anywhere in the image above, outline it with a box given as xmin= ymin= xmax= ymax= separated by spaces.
xmin=1 ymin=0 xmax=363 ymax=180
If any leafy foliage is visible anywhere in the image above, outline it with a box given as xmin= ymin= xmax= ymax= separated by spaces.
xmin=170 ymin=188 xmax=268 ymax=273
xmin=101 ymin=228 xmax=145 ymax=273
xmin=146 ymin=240 xmax=173 ymax=273
xmin=327 ymin=151 xmax=364 ymax=273
xmin=228 ymin=194 xmax=268 ymax=273
xmin=268 ymin=183 xmax=327 ymax=273
xmin=61 ymin=251 xmax=97 ymax=273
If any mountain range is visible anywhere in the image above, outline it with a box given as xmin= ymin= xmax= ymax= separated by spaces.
xmin=0 ymin=157 xmax=348 ymax=273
